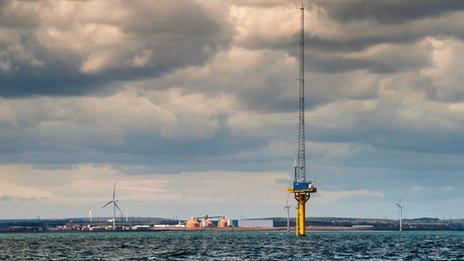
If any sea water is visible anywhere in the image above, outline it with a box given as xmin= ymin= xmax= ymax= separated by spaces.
xmin=0 ymin=231 xmax=463 ymax=260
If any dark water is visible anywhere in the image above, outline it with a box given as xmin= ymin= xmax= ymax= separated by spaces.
xmin=0 ymin=231 xmax=463 ymax=260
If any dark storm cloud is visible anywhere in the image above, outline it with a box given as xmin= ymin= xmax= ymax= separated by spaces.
xmin=231 ymin=1 xmax=464 ymax=76
xmin=244 ymin=33 xmax=420 ymax=55
xmin=1 ymin=0 xmax=464 ymax=167
xmin=0 ymin=1 xmax=39 ymax=29
xmin=311 ymin=126 xmax=464 ymax=154
xmin=0 ymin=38 xmax=108 ymax=97
xmin=316 ymin=0 xmax=464 ymax=24
xmin=305 ymin=54 xmax=421 ymax=74
xmin=306 ymin=36 xmax=407 ymax=53
xmin=1 ymin=0 xmax=463 ymax=99
xmin=0 ymin=88 xmax=274 ymax=170
xmin=0 ymin=0 xmax=233 ymax=97
xmin=306 ymin=95 xmax=464 ymax=155
xmin=0 ymin=124 xmax=268 ymax=172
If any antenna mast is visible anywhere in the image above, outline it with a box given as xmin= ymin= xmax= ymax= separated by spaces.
xmin=288 ymin=4 xmax=317 ymax=237
xmin=297 ymin=4 xmax=306 ymax=182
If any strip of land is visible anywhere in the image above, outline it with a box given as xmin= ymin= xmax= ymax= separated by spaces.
xmin=0 ymin=217 xmax=463 ymax=233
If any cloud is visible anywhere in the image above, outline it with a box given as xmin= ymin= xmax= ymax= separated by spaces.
xmin=5 ymin=0 xmax=464 ymax=99
xmin=412 ymin=185 xmax=457 ymax=194
xmin=411 ymin=185 xmax=427 ymax=194
xmin=316 ymin=0 xmax=464 ymax=24
xmin=1 ymin=0 xmax=464 ymax=218
xmin=306 ymin=78 xmax=464 ymax=153
xmin=318 ymin=189 xmax=385 ymax=203
xmin=230 ymin=0 xmax=464 ymax=77
xmin=0 ymin=195 xmax=45 ymax=202
xmin=420 ymin=37 xmax=464 ymax=102
xmin=0 ymin=0 xmax=233 ymax=97
xmin=0 ymin=88 xmax=258 ymax=166
xmin=152 ymin=47 xmax=300 ymax=111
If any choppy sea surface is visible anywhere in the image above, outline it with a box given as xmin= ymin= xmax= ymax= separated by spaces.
xmin=0 ymin=231 xmax=463 ymax=260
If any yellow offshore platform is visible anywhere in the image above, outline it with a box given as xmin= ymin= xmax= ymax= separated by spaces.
xmin=287 ymin=5 xmax=317 ymax=237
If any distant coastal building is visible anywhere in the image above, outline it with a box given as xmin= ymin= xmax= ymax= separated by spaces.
xmin=351 ymin=225 xmax=374 ymax=229
xmin=238 ymin=219 xmax=274 ymax=228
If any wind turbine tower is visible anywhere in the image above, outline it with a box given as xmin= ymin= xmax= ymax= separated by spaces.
xmin=397 ymin=198 xmax=404 ymax=231
xmin=287 ymin=4 xmax=317 ymax=237
xmin=284 ymin=194 xmax=292 ymax=231
xmin=101 ymin=182 xmax=122 ymax=230
xmin=88 ymin=207 xmax=92 ymax=223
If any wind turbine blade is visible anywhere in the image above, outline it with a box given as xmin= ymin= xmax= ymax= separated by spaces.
xmin=101 ymin=201 xmax=113 ymax=209
xmin=113 ymin=181 xmax=116 ymax=200
xmin=114 ymin=202 xmax=122 ymax=214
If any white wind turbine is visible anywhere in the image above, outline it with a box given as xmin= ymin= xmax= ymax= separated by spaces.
xmin=101 ymin=182 xmax=122 ymax=230
xmin=284 ymin=193 xmax=292 ymax=231
xmin=88 ymin=207 xmax=92 ymax=223
xmin=397 ymin=197 xmax=405 ymax=231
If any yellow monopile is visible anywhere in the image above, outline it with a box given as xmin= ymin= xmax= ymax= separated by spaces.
xmin=288 ymin=185 xmax=316 ymax=236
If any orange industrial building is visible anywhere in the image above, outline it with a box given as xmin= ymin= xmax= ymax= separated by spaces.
xmin=185 ymin=215 xmax=229 ymax=229
xmin=185 ymin=219 xmax=200 ymax=229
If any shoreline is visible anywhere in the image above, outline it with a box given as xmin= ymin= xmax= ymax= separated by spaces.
xmin=1 ymin=226 xmax=464 ymax=234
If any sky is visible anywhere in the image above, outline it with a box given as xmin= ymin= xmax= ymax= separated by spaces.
xmin=1 ymin=0 xmax=464 ymax=220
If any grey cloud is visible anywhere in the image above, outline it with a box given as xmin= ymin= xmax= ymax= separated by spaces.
xmin=0 ymin=131 xmax=270 ymax=172
xmin=0 ymin=1 xmax=39 ymax=29
xmin=226 ymin=0 xmax=289 ymax=7
xmin=307 ymin=93 xmax=464 ymax=154
xmin=316 ymin=0 xmax=464 ymax=24
xmin=233 ymin=1 xmax=464 ymax=76
xmin=305 ymin=43 xmax=431 ymax=74
xmin=0 ymin=0 xmax=233 ymax=97
xmin=0 ymin=0 xmax=463 ymax=173
xmin=1 ymin=0 xmax=463 ymax=99
xmin=148 ymin=48 xmax=303 ymax=112
xmin=1 ymin=0 xmax=464 ymax=219
xmin=0 ymin=90 xmax=271 ymax=170
xmin=0 ymin=195 xmax=45 ymax=202
xmin=150 ymin=40 xmax=429 ymax=114
xmin=305 ymin=55 xmax=406 ymax=74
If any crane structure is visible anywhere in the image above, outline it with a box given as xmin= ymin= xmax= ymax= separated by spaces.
xmin=287 ymin=4 xmax=317 ymax=237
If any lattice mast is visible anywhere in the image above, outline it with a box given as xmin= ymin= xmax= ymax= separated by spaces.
xmin=297 ymin=4 xmax=306 ymax=182
xmin=288 ymin=4 xmax=317 ymax=237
